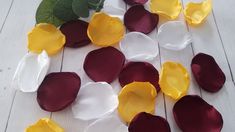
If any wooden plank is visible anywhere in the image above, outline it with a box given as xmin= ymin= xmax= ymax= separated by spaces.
xmin=0 ymin=0 xmax=14 ymax=33
xmin=181 ymin=0 xmax=235 ymax=131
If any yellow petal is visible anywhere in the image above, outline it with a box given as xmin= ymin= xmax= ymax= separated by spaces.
xmin=184 ymin=0 xmax=212 ymax=25
xmin=26 ymin=118 xmax=64 ymax=132
xmin=87 ymin=12 xmax=125 ymax=47
xmin=28 ymin=23 xmax=65 ymax=56
xmin=159 ymin=62 xmax=190 ymax=100
xmin=118 ymin=82 xmax=157 ymax=124
xmin=150 ymin=0 xmax=182 ymax=20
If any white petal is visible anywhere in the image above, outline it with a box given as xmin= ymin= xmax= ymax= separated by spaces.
xmin=72 ymin=82 xmax=118 ymax=121
xmin=157 ymin=21 xmax=192 ymax=51
xmin=12 ymin=51 xmax=50 ymax=92
xmin=85 ymin=114 xmax=128 ymax=132
xmin=120 ymin=32 xmax=159 ymax=61
xmin=101 ymin=5 xmax=125 ymax=20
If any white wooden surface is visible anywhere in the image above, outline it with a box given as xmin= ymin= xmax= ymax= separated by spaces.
xmin=0 ymin=0 xmax=235 ymax=131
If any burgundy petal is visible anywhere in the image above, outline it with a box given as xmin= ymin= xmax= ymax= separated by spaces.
xmin=129 ymin=112 xmax=171 ymax=132
xmin=119 ymin=62 xmax=160 ymax=91
xmin=123 ymin=0 xmax=148 ymax=5
xmin=124 ymin=5 xmax=158 ymax=34
xmin=60 ymin=20 xmax=90 ymax=48
xmin=173 ymin=95 xmax=223 ymax=132
xmin=37 ymin=72 xmax=81 ymax=112
xmin=84 ymin=46 xmax=125 ymax=83
xmin=191 ymin=53 xmax=226 ymax=92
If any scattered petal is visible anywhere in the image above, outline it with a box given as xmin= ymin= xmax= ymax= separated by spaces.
xmin=157 ymin=21 xmax=192 ymax=51
xmin=124 ymin=5 xmax=158 ymax=34
xmin=150 ymin=0 xmax=182 ymax=20
xmin=37 ymin=72 xmax=81 ymax=112
xmin=184 ymin=0 xmax=212 ymax=25
xmin=60 ymin=20 xmax=91 ymax=48
xmin=129 ymin=112 xmax=171 ymax=132
xmin=87 ymin=12 xmax=125 ymax=46
xmin=85 ymin=115 xmax=128 ymax=132
xmin=101 ymin=5 xmax=125 ymax=20
xmin=13 ymin=51 xmax=50 ymax=92
xmin=28 ymin=23 xmax=65 ymax=55
xmin=123 ymin=0 xmax=148 ymax=5
xmin=72 ymin=0 xmax=89 ymax=18
xmin=159 ymin=62 xmax=190 ymax=100
xmin=72 ymin=82 xmax=118 ymax=120
xmin=88 ymin=0 xmax=105 ymax=11
xmin=173 ymin=95 xmax=223 ymax=132
xmin=120 ymin=32 xmax=158 ymax=61
xmin=84 ymin=47 xmax=125 ymax=83
xmin=119 ymin=62 xmax=160 ymax=91
xmin=118 ymin=82 xmax=157 ymax=123
xmin=191 ymin=53 xmax=226 ymax=92
xmin=26 ymin=118 xmax=64 ymax=132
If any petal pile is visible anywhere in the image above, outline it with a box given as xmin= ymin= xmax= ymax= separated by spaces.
xmin=87 ymin=12 xmax=125 ymax=46
xmin=60 ymin=20 xmax=90 ymax=48
xmin=124 ymin=5 xmax=158 ymax=34
xmin=173 ymin=95 xmax=223 ymax=132
xmin=150 ymin=0 xmax=182 ymax=20
xmin=37 ymin=72 xmax=81 ymax=112
xmin=184 ymin=0 xmax=212 ymax=25
xmin=129 ymin=112 xmax=171 ymax=132
xmin=120 ymin=32 xmax=159 ymax=61
xmin=13 ymin=51 xmax=50 ymax=92
xmin=159 ymin=62 xmax=190 ymax=100
xmin=26 ymin=118 xmax=64 ymax=132
xmin=85 ymin=115 xmax=128 ymax=132
xmin=28 ymin=23 xmax=65 ymax=55
xmin=84 ymin=46 xmax=125 ymax=83
xmin=191 ymin=53 xmax=226 ymax=92
xmin=72 ymin=82 xmax=118 ymax=120
xmin=157 ymin=21 xmax=192 ymax=51
xmin=118 ymin=82 xmax=157 ymax=123
xmin=119 ymin=62 xmax=160 ymax=91
xmin=123 ymin=0 xmax=148 ymax=5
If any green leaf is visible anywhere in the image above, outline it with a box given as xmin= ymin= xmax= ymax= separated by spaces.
xmin=53 ymin=0 xmax=78 ymax=21
xmin=72 ymin=0 xmax=89 ymax=18
xmin=36 ymin=0 xmax=64 ymax=27
xmin=88 ymin=0 xmax=105 ymax=11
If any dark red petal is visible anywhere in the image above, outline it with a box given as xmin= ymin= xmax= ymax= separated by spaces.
xmin=173 ymin=95 xmax=223 ymax=132
xmin=123 ymin=0 xmax=148 ymax=5
xmin=191 ymin=53 xmax=226 ymax=92
xmin=60 ymin=20 xmax=90 ymax=48
xmin=129 ymin=112 xmax=171 ymax=132
xmin=37 ymin=72 xmax=81 ymax=112
xmin=84 ymin=46 xmax=125 ymax=83
xmin=124 ymin=5 xmax=158 ymax=34
xmin=119 ymin=62 xmax=160 ymax=91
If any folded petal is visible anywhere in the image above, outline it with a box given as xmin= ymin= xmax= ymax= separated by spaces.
xmin=191 ymin=53 xmax=226 ymax=92
xmin=119 ymin=62 xmax=160 ymax=91
xmin=159 ymin=62 xmax=190 ymax=100
xmin=157 ymin=21 xmax=192 ymax=51
xmin=28 ymin=23 xmax=65 ymax=55
xmin=124 ymin=5 xmax=158 ymax=34
xmin=84 ymin=46 xmax=125 ymax=83
xmin=37 ymin=72 xmax=81 ymax=112
xmin=118 ymin=82 xmax=157 ymax=124
xmin=72 ymin=82 xmax=118 ymax=120
xmin=13 ymin=51 xmax=50 ymax=92
xmin=173 ymin=95 xmax=223 ymax=132
xmin=120 ymin=32 xmax=159 ymax=61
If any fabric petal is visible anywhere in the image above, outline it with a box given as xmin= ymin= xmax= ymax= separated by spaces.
xmin=37 ymin=72 xmax=81 ymax=112
xmin=101 ymin=5 xmax=125 ymax=20
xmin=72 ymin=82 xmax=118 ymax=120
xmin=120 ymin=32 xmax=159 ymax=61
xmin=191 ymin=53 xmax=226 ymax=92
xmin=123 ymin=0 xmax=148 ymax=5
xmin=119 ymin=62 xmax=160 ymax=91
xmin=124 ymin=5 xmax=158 ymax=34
xmin=157 ymin=21 xmax=192 ymax=51
xmin=173 ymin=95 xmax=223 ymax=132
